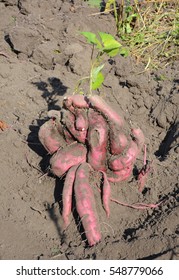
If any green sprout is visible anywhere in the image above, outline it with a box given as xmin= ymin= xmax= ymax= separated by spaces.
xmin=75 ymin=31 xmax=128 ymax=95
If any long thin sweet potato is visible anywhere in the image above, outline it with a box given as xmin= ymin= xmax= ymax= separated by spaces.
xmin=62 ymin=165 xmax=79 ymax=229
xmin=50 ymin=142 xmax=87 ymax=177
xmin=87 ymin=109 xmax=108 ymax=171
xmin=101 ymin=171 xmax=111 ymax=218
xmin=74 ymin=163 xmax=101 ymax=246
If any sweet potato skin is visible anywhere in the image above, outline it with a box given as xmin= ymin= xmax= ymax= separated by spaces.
xmin=108 ymin=141 xmax=139 ymax=171
xmin=101 ymin=171 xmax=111 ymax=218
xmin=109 ymin=126 xmax=128 ymax=155
xmin=75 ymin=108 xmax=88 ymax=131
xmin=62 ymin=165 xmax=79 ymax=228
xmin=63 ymin=94 xmax=89 ymax=109
xmin=87 ymin=109 xmax=108 ymax=172
xmin=107 ymin=165 xmax=133 ymax=182
xmin=62 ymin=110 xmax=87 ymax=143
xmin=74 ymin=163 xmax=101 ymax=246
xmin=131 ymin=127 xmax=145 ymax=148
xmin=88 ymin=95 xmax=124 ymax=127
xmin=50 ymin=142 xmax=87 ymax=177
xmin=38 ymin=119 xmax=66 ymax=154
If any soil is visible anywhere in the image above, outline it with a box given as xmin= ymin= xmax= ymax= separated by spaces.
xmin=0 ymin=0 xmax=178 ymax=260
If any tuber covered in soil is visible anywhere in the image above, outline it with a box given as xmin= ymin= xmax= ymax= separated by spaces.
xmin=39 ymin=94 xmax=145 ymax=246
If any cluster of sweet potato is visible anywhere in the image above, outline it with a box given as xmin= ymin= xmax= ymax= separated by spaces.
xmin=38 ymin=95 xmax=145 ymax=246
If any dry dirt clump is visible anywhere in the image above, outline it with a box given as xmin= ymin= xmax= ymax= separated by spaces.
xmin=0 ymin=0 xmax=178 ymax=260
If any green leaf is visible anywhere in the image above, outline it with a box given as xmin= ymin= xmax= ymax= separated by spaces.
xmin=118 ymin=47 xmax=130 ymax=57
xmin=91 ymin=64 xmax=104 ymax=82
xmin=91 ymin=71 xmax=104 ymax=90
xmin=81 ymin=32 xmax=102 ymax=49
xmin=105 ymin=48 xmax=120 ymax=57
xmin=98 ymin=32 xmax=121 ymax=56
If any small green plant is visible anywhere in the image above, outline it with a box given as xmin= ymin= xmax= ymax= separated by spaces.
xmin=75 ymin=31 xmax=128 ymax=95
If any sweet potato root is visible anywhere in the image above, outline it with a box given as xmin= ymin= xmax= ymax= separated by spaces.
xmin=74 ymin=163 xmax=101 ymax=246
xmin=38 ymin=119 xmax=66 ymax=154
xmin=109 ymin=126 xmax=128 ymax=155
xmin=107 ymin=165 xmax=133 ymax=183
xmin=50 ymin=142 xmax=87 ymax=177
xmin=63 ymin=94 xmax=89 ymax=110
xmin=62 ymin=165 xmax=79 ymax=228
xmin=131 ymin=127 xmax=145 ymax=148
xmin=87 ymin=109 xmax=108 ymax=171
xmin=62 ymin=110 xmax=87 ymax=143
xmin=108 ymin=141 xmax=139 ymax=171
xmin=88 ymin=95 xmax=124 ymax=127
xmin=75 ymin=108 xmax=88 ymax=131
xmin=101 ymin=171 xmax=111 ymax=218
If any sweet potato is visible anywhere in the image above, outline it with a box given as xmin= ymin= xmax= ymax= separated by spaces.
xmin=88 ymin=95 xmax=124 ymax=127
xmin=101 ymin=171 xmax=111 ymax=218
xmin=108 ymin=140 xmax=139 ymax=171
xmin=62 ymin=110 xmax=87 ymax=143
xmin=62 ymin=165 xmax=79 ymax=228
xmin=87 ymin=109 xmax=108 ymax=171
xmin=107 ymin=165 xmax=133 ymax=183
xmin=109 ymin=127 xmax=128 ymax=155
xmin=131 ymin=127 xmax=145 ymax=148
xmin=38 ymin=118 xmax=66 ymax=154
xmin=63 ymin=94 xmax=89 ymax=110
xmin=75 ymin=108 xmax=88 ymax=131
xmin=50 ymin=142 xmax=87 ymax=177
xmin=74 ymin=163 xmax=101 ymax=246
xmin=47 ymin=110 xmax=61 ymax=120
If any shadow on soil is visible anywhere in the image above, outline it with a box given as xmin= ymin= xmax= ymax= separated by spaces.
xmin=27 ymin=77 xmax=69 ymax=244
xmin=138 ymin=245 xmax=179 ymax=260
xmin=155 ymin=121 xmax=178 ymax=161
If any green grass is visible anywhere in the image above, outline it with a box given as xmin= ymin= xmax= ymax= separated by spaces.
xmin=105 ymin=0 xmax=179 ymax=69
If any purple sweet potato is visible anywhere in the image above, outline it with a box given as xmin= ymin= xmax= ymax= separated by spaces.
xmin=38 ymin=118 xmax=66 ymax=154
xmin=62 ymin=165 xmax=79 ymax=229
xmin=87 ymin=109 xmax=108 ymax=171
xmin=74 ymin=163 xmax=101 ymax=246
xmin=50 ymin=142 xmax=87 ymax=177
